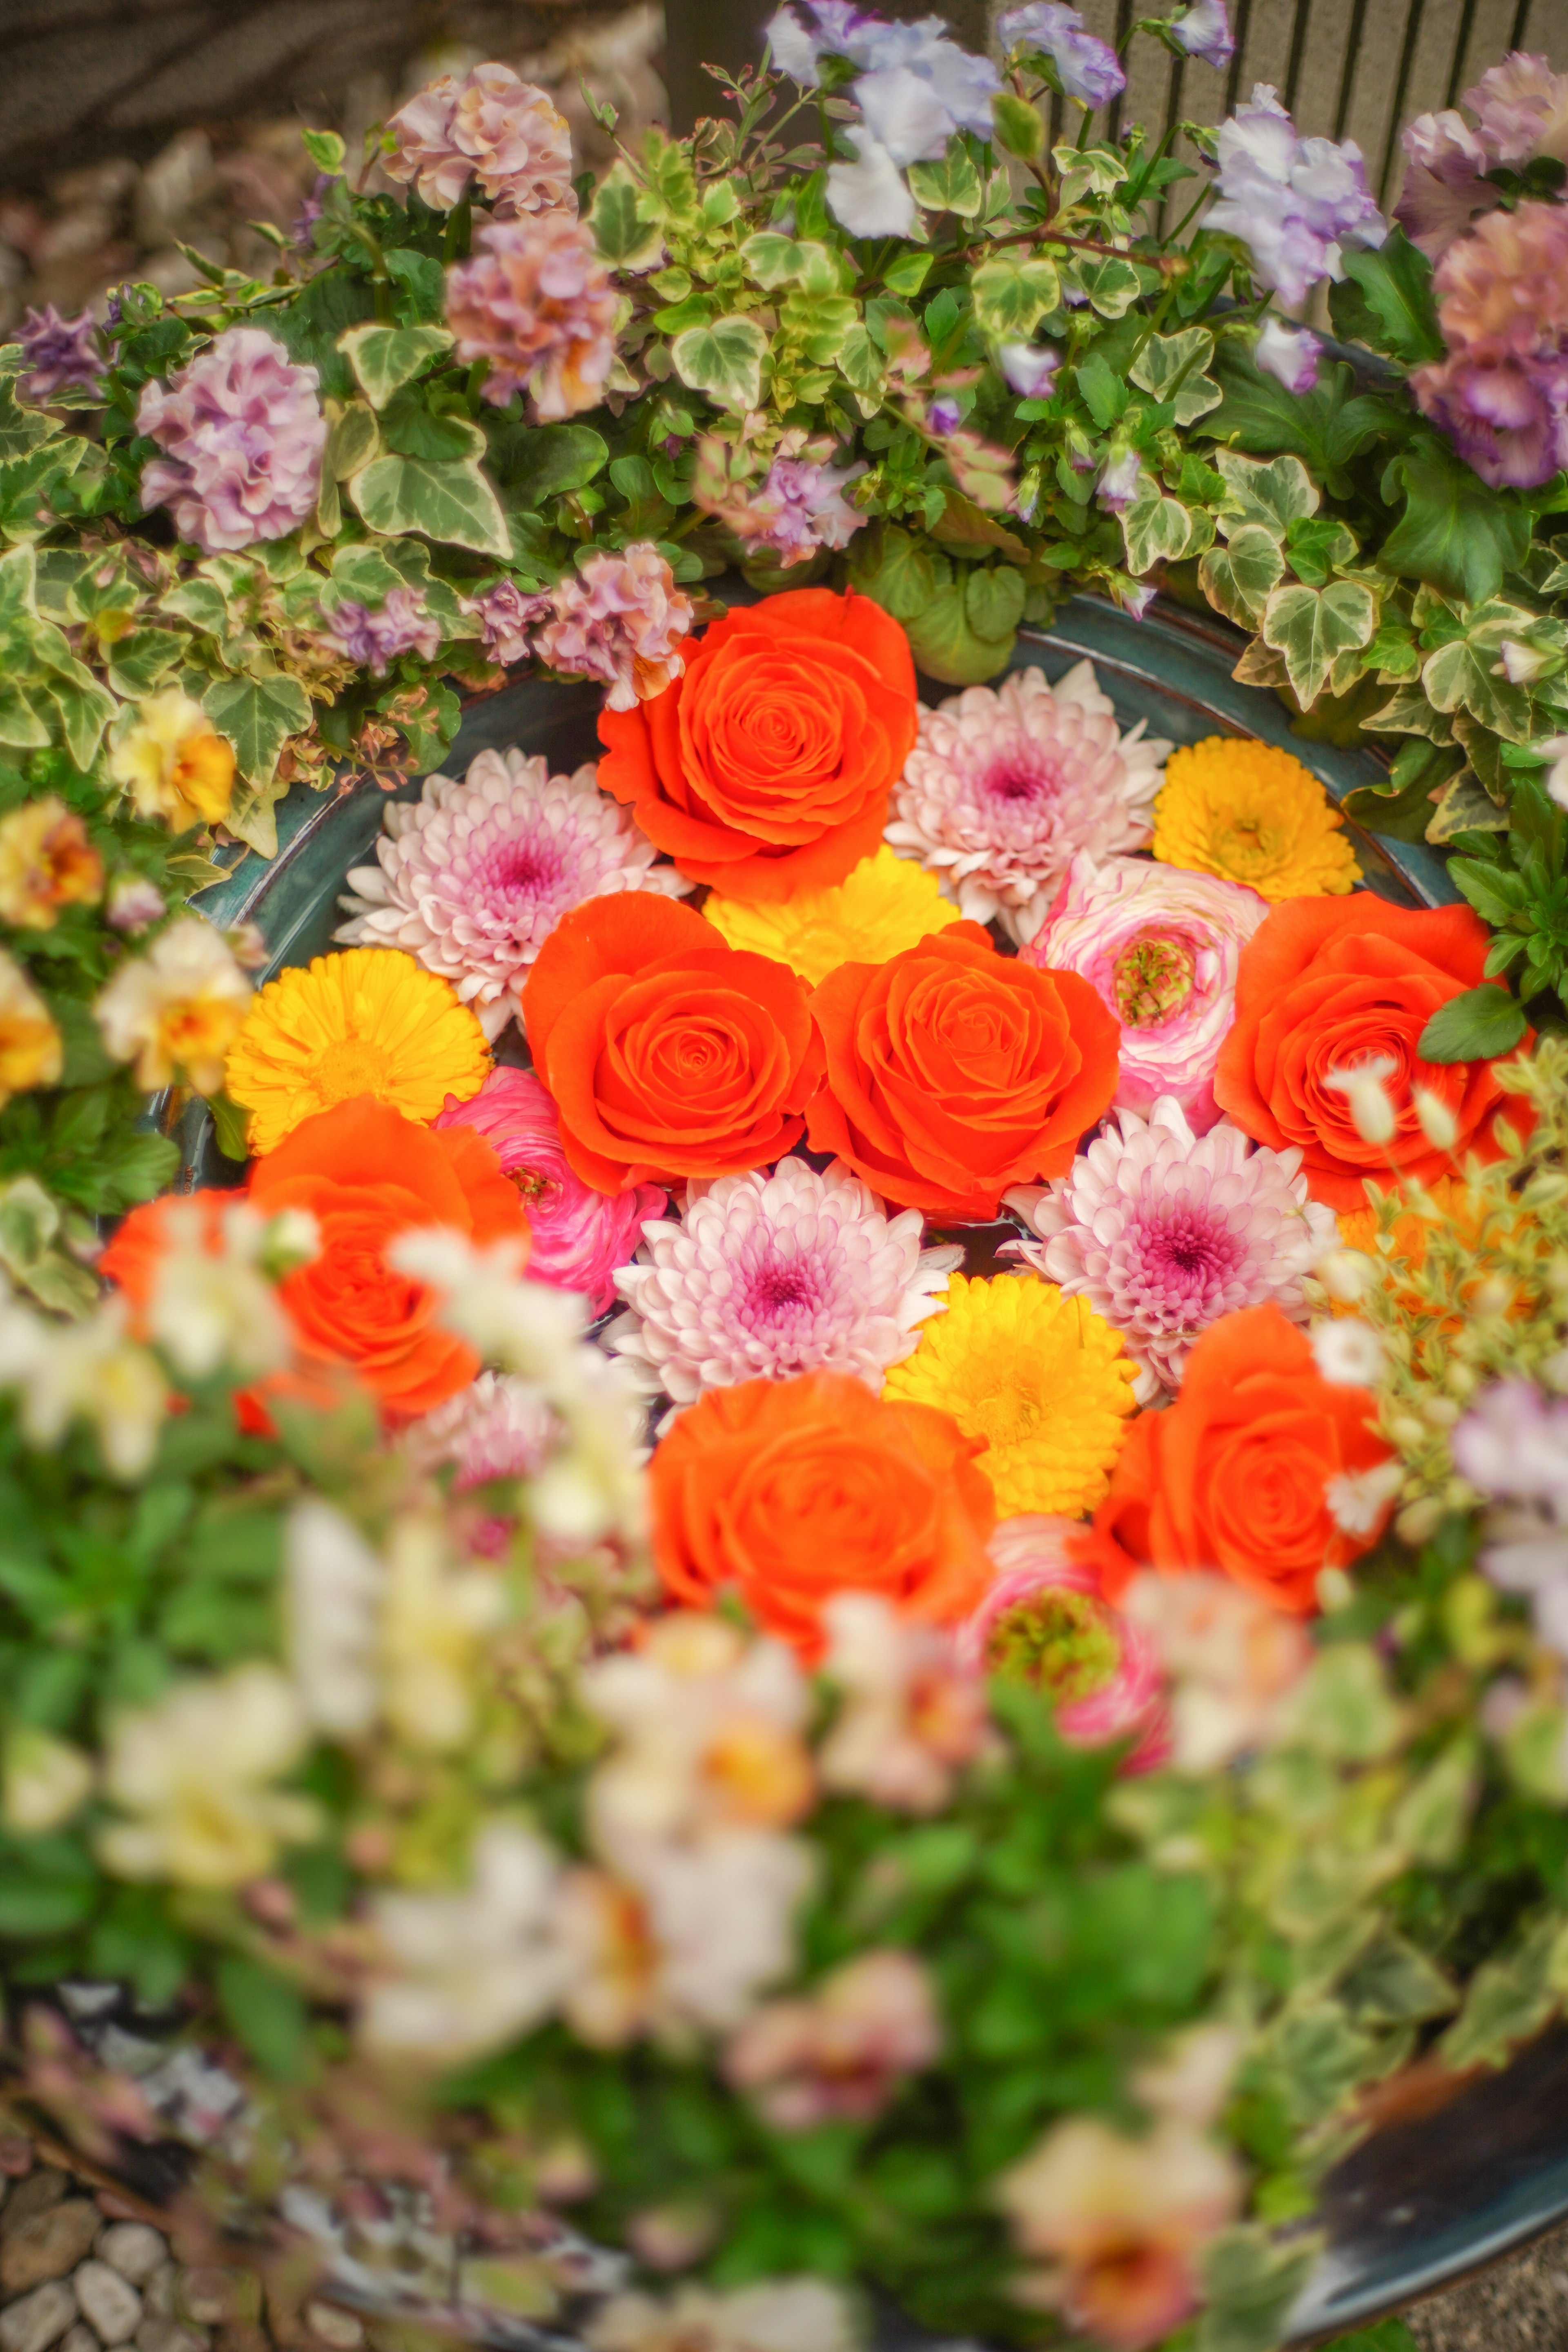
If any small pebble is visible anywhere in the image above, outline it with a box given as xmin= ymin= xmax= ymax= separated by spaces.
xmin=303 ymin=2305 xmax=361 ymax=2351
xmin=138 ymin=2273 xmax=175 ymax=2325
xmin=94 ymin=2236 xmax=165 ymax=2294
xmin=73 ymin=2260 xmax=143 ymax=2344
xmin=59 ymin=2327 xmax=98 ymax=2352
xmin=2 ymin=2203 xmax=101 ymax=2296
xmin=3 ymin=2175 xmax=67 ymax=2231
xmin=132 ymin=2323 xmax=205 ymax=2352
xmin=0 ymin=2280 xmax=78 ymax=2352
xmin=176 ymin=2273 xmax=249 ymax=2330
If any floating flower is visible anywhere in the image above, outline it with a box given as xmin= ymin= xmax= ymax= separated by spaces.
xmin=322 ymin=586 xmax=440 ymax=676
xmin=1454 ymin=1379 xmax=1568 ymax=1629
xmin=1410 ymin=200 xmax=1568 ymax=490
xmin=137 ymin=327 xmax=326 ymax=553
xmin=97 ymin=1665 xmax=318 ymax=1891
xmin=963 ymin=1514 xmax=1167 ymax=1766
xmin=225 ymin=947 xmax=490 ymax=1155
xmin=1007 ymin=1100 xmax=1337 ymax=1401
xmin=336 ymin=748 xmax=688 ymax=1038
xmin=461 ymin=577 xmax=553 ymax=666
xmin=725 ymin=1949 xmax=940 ymax=2129
xmin=1076 ymin=1302 xmax=1394 ymax=1615
xmin=817 ymin=1592 xmax=992 ymax=1813
xmin=1206 ymin=83 xmax=1385 ymax=306
xmin=362 ymin=1821 xmax=570 ymax=2063
xmin=703 ymin=844 xmax=962 ymax=988
xmin=435 ymin=1068 xmax=663 ymax=1315
xmin=0 ymin=796 xmax=102 ymax=929
xmin=882 ymin=1272 xmax=1137 ymax=1518
xmin=383 ymin=62 xmax=576 ymax=216
xmin=650 ymin=1370 xmax=996 ymax=1660
xmin=998 ymin=3 xmax=1125 ymax=105
xmin=1152 ymin=737 xmax=1360 ymax=900
xmin=609 ymin=1157 xmax=958 ymax=1401
xmin=1119 ymin=1570 xmax=1313 ymax=1770
xmin=999 ymin=2112 xmax=1243 ymax=2350
xmin=599 ymin=586 xmax=915 ymax=895
xmin=1021 ymin=851 xmax=1268 ymax=1134
xmin=535 ymin=543 xmax=694 ymax=713
xmin=887 ymin=659 xmax=1169 ymax=943
xmin=446 ymin=214 xmax=618 ymax=419
xmin=109 ymin=688 xmax=236 ymax=833
xmin=94 ymin=916 xmax=252 ymax=1094
xmin=0 ymin=952 xmax=61 ymax=1109
xmin=0 ymin=1292 xmax=169 ymax=1478
xmin=15 ymin=304 xmax=105 ymax=405
xmin=3 ymin=1728 xmax=93 ymax=1835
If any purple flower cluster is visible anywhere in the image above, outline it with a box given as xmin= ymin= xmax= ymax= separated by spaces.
xmin=322 ymin=587 xmax=441 ymax=677
xmin=138 ymin=327 xmax=326 ymax=554
xmin=15 ymin=305 xmax=105 ymax=406
xmin=1398 ymin=53 xmax=1568 ymax=261
xmin=1207 ymin=84 xmax=1385 ymax=307
xmin=1411 ymin=200 xmax=1568 ymax=488
xmin=997 ymin=3 xmax=1125 ymax=108
xmin=700 ymin=450 xmax=866 ymax=567
xmin=1454 ymin=1379 xmax=1568 ymax=1650
xmin=461 ymin=578 xmax=554 ymax=666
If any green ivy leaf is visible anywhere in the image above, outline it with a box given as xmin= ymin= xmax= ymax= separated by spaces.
xmin=490 ymin=419 xmax=609 ymax=510
xmin=1199 ymin=522 xmax=1285 ymax=627
xmin=1069 ymin=256 xmax=1143 ymax=317
xmin=1198 ymin=2225 xmax=1321 ymax=2352
xmin=202 ymin=672 xmax=312 ymax=786
xmin=849 ymin=525 xmax=940 ymax=622
xmin=740 ymin=233 xmax=842 ymax=294
xmin=1421 ymin=636 xmax=1531 ymax=742
xmin=1261 ymin=579 xmax=1376 ymax=706
xmin=383 ymin=247 xmax=446 ymax=326
xmin=1417 ymin=982 xmax=1528 ymax=1062
xmin=45 ymin=675 xmax=117 ymax=771
xmin=1380 ymin=439 xmax=1534 ymax=604
xmin=1129 ymin=327 xmax=1221 ymax=425
xmin=906 ymin=148 xmax=984 ymax=216
xmin=1213 ymin=448 xmax=1320 ymax=538
xmin=589 ymin=163 xmax=665 ymax=271
xmin=903 ymin=580 xmax=1015 ymax=683
xmin=300 ymin=127 xmax=346 ymax=174
xmin=350 ymin=452 xmax=511 ymax=558
xmin=971 ymin=249 xmax=1061 ymax=339
xmin=379 ymin=392 xmax=485 ymax=463
xmin=1122 ymin=475 xmax=1209 ymax=577
xmin=670 ymin=315 xmax=767 ymax=414
xmin=337 ymin=323 xmax=455 ymax=412
xmin=965 ymin=564 xmax=1025 ymax=640
xmin=1329 ymin=229 xmax=1444 ymax=366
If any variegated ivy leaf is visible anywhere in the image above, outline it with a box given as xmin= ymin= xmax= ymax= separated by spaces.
xmin=1213 ymin=448 xmax=1319 ymax=540
xmin=780 ymin=290 xmax=858 ymax=366
xmin=1198 ymin=2226 xmax=1321 ymax=2352
xmin=970 ymin=249 xmax=1061 ymax=340
xmin=1231 ymin=636 xmax=1291 ymax=692
xmin=1279 ymin=1643 xmax=1403 ymax=1764
xmin=1067 ymin=255 xmax=1145 ymax=317
xmin=1262 ymin=579 xmax=1377 ymax=707
xmin=1199 ymin=523 xmax=1285 ymax=628
xmin=1121 ymin=475 xmax=1210 ymax=578
xmin=589 ymin=163 xmax=665 ymax=273
xmin=1393 ymin=1734 xmax=1479 ymax=1867
xmin=1421 ymin=635 xmax=1532 ymax=742
xmin=1339 ymin=1929 xmax=1458 ymax=2027
xmin=337 ymin=324 xmax=453 ymax=412
xmin=1362 ymin=682 xmax=1456 ymax=742
xmin=1050 ymin=140 xmax=1127 ymax=193
xmin=349 ymin=453 xmax=511 ymax=560
xmin=906 ymin=148 xmax=984 ymax=216
xmin=740 ymin=233 xmax=843 ymax=295
xmin=836 ymin=324 xmax=885 ymax=414
xmin=1439 ymin=1918 xmax=1559 ymax=2073
xmin=1129 ymin=328 xmax=1222 ymax=426
xmin=671 ymin=314 xmax=766 ymax=414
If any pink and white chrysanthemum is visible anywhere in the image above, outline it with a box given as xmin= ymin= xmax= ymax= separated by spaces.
xmin=886 ymin=659 xmax=1170 ymax=944
xmin=335 ymin=748 xmax=690 ymax=1038
xmin=1006 ymin=1097 xmax=1337 ymax=1402
xmin=608 ymin=1157 xmax=960 ymax=1403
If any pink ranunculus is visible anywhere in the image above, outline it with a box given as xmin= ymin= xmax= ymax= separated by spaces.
xmin=1021 ymin=851 xmax=1269 ymax=1133
xmin=137 ymin=327 xmax=326 ymax=554
xmin=961 ymin=1514 xmax=1168 ymax=1771
xmin=434 ymin=1067 xmax=663 ymax=1315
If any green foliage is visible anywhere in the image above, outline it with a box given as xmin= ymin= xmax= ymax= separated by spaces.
xmin=1327 ymin=231 xmax=1445 ymax=367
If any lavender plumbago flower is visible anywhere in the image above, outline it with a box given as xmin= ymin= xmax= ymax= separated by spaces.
xmin=998 ymin=4 xmax=1125 ymax=108
xmin=696 ymin=445 xmax=866 ymax=567
xmin=1170 ymin=0 xmax=1234 ymax=68
xmin=1207 ymin=85 xmax=1386 ymax=306
xmin=137 ymin=327 xmax=326 ymax=554
xmin=1454 ymin=1379 xmax=1568 ymax=1650
xmin=461 ymin=579 xmax=554 ymax=666
xmin=999 ymin=342 xmax=1062 ymax=398
xmin=15 ymin=305 xmax=105 ymax=406
xmin=1254 ymin=315 xmax=1322 ymax=392
xmin=608 ymin=1157 xmax=960 ymax=1403
xmin=322 ymin=587 xmax=440 ymax=678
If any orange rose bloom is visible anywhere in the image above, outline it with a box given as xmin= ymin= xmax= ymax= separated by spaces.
xmin=650 ymin=1370 xmax=997 ymax=1660
xmin=807 ymin=924 xmax=1121 ymax=1219
xmin=102 ymin=1095 xmax=528 ymax=1425
xmin=1214 ymin=897 xmax=1532 ymax=1211
xmin=1075 ymin=1303 xmax=1393 ymax=1616
xmin=597 ymin=587 xmax=918 ymax=900
xmin=523 ymin=893 xmax=824 ymax=1192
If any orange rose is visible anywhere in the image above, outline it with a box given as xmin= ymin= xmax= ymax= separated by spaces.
xmin=650 ymin=1370 xmax=997 ymax=1659
xmin=806 ymin=925 xmax=1121 ymax=1219
xmin=102 ymin=1095 xmax=528 ymax=1425
xmin=523 ymin=893 xmax=823 ymax=1191
xmin=1214 ymin=897 xmax=1532 ymax=1210
xmin=1075 ymin=1303 xmax=1394 ymax=1615
xmin=596 ymin=586 xmax=918 ymax=900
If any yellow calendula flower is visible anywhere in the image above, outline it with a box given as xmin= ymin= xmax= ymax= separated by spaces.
xmin=704 ymin=846 xmax=964 ymax=988
xmin=0 ymin=796 xmax=103 ymax=929
xmin=1151 ymin=737 xmax=1361 ymax=901
xmin=94 ymin=916 xmax=252 ymax=1094
xmin=0 ymin=949 xmax=62 ymax=1107
xmin=109 ymin=688 xmax=237 ymax=832
xmin=882 ymin=1272 xmax=1137 ymax=1518
xmin=226 ymin=946 xmax=491 ymax=1155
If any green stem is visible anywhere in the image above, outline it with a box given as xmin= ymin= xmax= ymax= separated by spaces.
xmin=1125 ymin=276 xmax=1179 ymax=367
xmin=442 ymin=193 xmax=473 ymax=264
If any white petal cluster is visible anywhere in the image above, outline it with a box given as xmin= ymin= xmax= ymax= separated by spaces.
xmin=0 ymin=1290 xmax=169 ymax=1478
xmin=97 ymin=1665 xmax=318 ymax=1889
xmin=609 ymin=1157 xmax=959 ymax=1403
xmin=887 ymin=659 xmax=1170 ymax=944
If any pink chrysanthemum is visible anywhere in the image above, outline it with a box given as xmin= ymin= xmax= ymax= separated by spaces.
xmin=1006 ymin=1098 xmax=1337 ymax=1401
xmin=608 ymin=1157 xmax=960 ymax=1403
xmin=533 ymin=544 xmax=695 ymax=713
xmin=335 ymin=747 xmax=690 ymax=1037
xmin=407 ymin=1368 xmax=559 ymax=1558
xmin=446 ymin=214 xmax=617 ymax=419
xmin=138 ymin=327 xmax=326 ymax=553
xmin=383 ymin=64 xmax=576 ymax=216
xmin=435 ymin=1068 xmax=664 ymax=1316
xmin=886 ymin=659 xmax=1170 ymax=944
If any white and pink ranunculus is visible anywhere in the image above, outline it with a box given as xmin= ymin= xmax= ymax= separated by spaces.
xmin=886 ymin=662 xmax=1170 ymax=945
xmin=961 ymin=1514 xmax=1168 ymax=1771
xmin=1021 ymin=850 xmax=1269 ymax=1132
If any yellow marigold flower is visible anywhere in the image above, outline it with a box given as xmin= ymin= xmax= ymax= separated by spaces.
xmin=226 ymin=946 xmax=491 ymax=1155
xmin=94 ymin=915 xmax=253 ymax=1094
xmin=109 ymin=688 xmax=236 ymax=832
xmin=1151 ymin=737 xmax=1360 ymax=901
xmin=0 ymin=797 xmax=103 ymax=929
xmin=882 ymin=1271 xmax=1138 ymax=1518
xmin=0 ymin=949 xmax=62 ymax=1107
xmin=704 ymin=846 xmax=964 ymax=988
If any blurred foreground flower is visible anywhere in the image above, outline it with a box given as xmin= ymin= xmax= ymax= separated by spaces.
xmin=725 ymin=1948 xmax=940 ymax=2128
xmin=0 ymin=951 xmax=62 ymax=1109
xmin=819 ymin=1592 xmax=992 ymax=1812
xmin=15 ymin=303 xmax=105 ymax=406
xmin=1121 ymin=1571 xmax=1314 ymax=1770
xmin=109 ymin=688 xmax=236 ymax=833
xmin=0 ymin=1294 xmax=169 ymax=1477
xmin=0 ymin=796 xmax=102 ymax=928
xmin=1397 ymin=53 xmax=1568 ymax=261
xmin=94 ymin=915 xmax=252 ymax=1093
xmin=1410 ymin=200 xmax=1568 ymax=489
xmin=363 ymin=1821 xmax=570 ymax=2062
xmin=1455 ymin=1379 xmax=1568 ymax=1643
xmin=586 ymin=2279 xmax=856 ymax=2352
xmin=98 ymin=1664 xmax=317 ymax=1889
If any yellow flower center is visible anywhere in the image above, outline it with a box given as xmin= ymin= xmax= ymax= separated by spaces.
xmin=312 ymin=1035 xmax=398 ymax=1105
xmin=964 ymin=1369 xmax=1045 ymax=1449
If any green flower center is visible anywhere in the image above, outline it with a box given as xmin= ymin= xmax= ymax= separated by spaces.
xmin=986 ymin=1588 xmax=1119 ymax=1704
xmin=1111 ymin=929 xmax=1196 ymax=1027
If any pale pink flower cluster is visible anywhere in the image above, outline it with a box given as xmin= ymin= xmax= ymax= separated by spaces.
xmin=818 ymin=1593 xmax=992 ymax=1814
xmin=886 ymin=659 xmax=1170 ymax=944
xmin=697 ymin=444 xmax=866 ymax=567
xmin=336 ymin=746 xmax=689 ymax=1038
xmin=1410 ymin=200 xmax=1568 ymax=490
xmin=961 ymin=1515 xmax=1168 ymax=1770
xmin=1399 ymin=53 xmax=1568 ymax=261
xmin=435 ymin=1069 xmax=665 ymax=1316
xmin=322 ymin=586 xmax=440 ymax=676
xmin=407 ymin=1367 xmax=559 ymax=1557
xmin=1120 ymin=1571 xmax=1314 ymax=1772
xmin=725 ymin=1949 xmax=940 ymax=2129
xmin=608 ymin=1158 xmax=959 ymax=1403
xmin=383 ymin=64 xmax=576 ymax=216
xmin=461 ymin=578 xmax=553 ymax=666
xmin=1007 ymin=1099 xmax=1337 ymax=1402
xmin=534 ymin=543 xmax=695 ymax=712
xmin=138 ymin=327 xmax=326 ymax=553
xmin=1021 ymin=851 xmax=1270 ymax=1134
xmin=446 ymin=214 xmax=618 ymax=419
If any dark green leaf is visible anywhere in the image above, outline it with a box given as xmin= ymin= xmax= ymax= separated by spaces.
xmin=216 ymin=1951 xmax=310 ymax=2081
xmin=488 ymin=420 xmax=608 ymax=509
xmin=1329 ymin=230 xmax=1444 ymax=365
xmin=1379 ymin=439 xmax=1534 ymax=604
xmin=378 ymin=391 xmax=482 ymax=463
xmin=47 ymin=993 xmax=114 ymax=1086
xmin=383 ymin=247 xmax=447 ymax=326
xmin=1417 ymin=983 xmax=1528 ymax=1062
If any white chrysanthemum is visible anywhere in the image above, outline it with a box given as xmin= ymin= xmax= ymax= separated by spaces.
xmin=336 ymin=748 xmax=690 ymax=1038
xmin=607 ymin=1158 xmax=960 ymax=1403
xmin=1006 ymin=1098 xmax=1337 ymax=1402
xmin=886 ymin=658 xmax=1171 ymax=944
